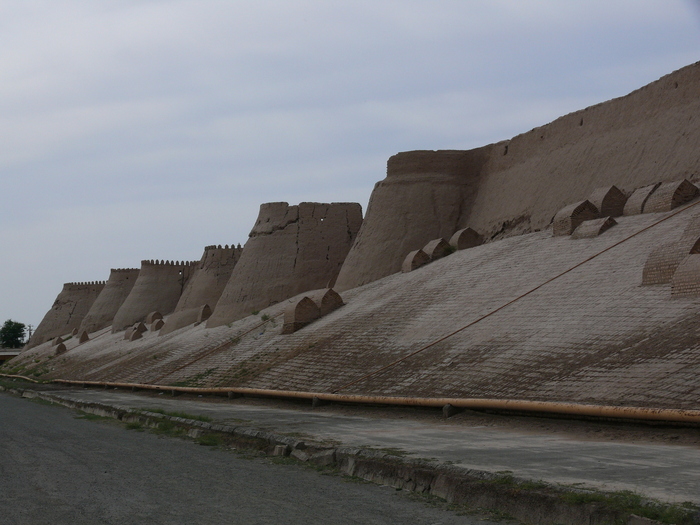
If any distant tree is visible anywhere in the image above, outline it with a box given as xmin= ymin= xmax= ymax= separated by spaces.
xmin=0 ymin=320 xmax=26 ymax=349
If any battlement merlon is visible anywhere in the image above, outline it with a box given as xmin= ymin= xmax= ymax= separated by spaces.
xmin=140 ymin=260 xmax=198 ymax=267
xmin=63 ymin=281 xmax=107 ymax=288
xmin=204 ymin=244 xmax=242 ymax=251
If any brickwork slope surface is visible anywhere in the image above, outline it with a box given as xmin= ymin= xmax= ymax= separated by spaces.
xmin=229 ymin=210 xmax=700 ymax=406
xmin=11 ymin=204 xmax=700 ymax=410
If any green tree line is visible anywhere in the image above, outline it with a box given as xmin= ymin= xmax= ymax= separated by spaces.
xmin=0 ymin=320 xmax=26 ymax=348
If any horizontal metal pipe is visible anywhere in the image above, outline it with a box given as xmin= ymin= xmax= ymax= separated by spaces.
xmin=50 ymin=379 xmax=700 ymax=424
xmin=0 ymin=374 xmax=39 ymax=383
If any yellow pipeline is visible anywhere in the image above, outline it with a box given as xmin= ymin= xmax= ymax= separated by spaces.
xmin=0 ymin=374 xmax=39 ymax=383
xmin=51 ymin=379 xmax=700 ymax=424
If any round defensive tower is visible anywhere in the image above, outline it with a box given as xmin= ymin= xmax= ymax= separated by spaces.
xmin=207 ymin=202 xmax=362 ymax=328
xmin=27 ymin=281 xmax=106 ymax=348
xmin=334 ymin=150 xmax=485 ymax=292
xmin=79 ymin=268 xmax=140 ymax=334
xmin=335 ymin=62 xmax=700 ymax=292
xmin=159 ymin=244 xmax=243 ymax=335
xmin=111 ymin=260 xmax=196 ymax=332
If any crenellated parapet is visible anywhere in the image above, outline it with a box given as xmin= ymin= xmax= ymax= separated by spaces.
xmin=199 ymin=244 xmax=244 ymax=270
xmin=111 ymin=260 xmax=198 ymax=332
xmin=140 ymin=259 xmax=198 ymax=265
xmin=140 ymin=259 xmax=198 ymax=268
xmin=203 ymin=244 xmax=242 ymax=251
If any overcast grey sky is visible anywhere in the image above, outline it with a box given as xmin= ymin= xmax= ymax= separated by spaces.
xmin=1 ymin=0 xmax=699 ymax=330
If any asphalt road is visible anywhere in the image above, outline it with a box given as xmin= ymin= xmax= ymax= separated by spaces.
xmin=0 ymin=394 xmax=493 ymax=525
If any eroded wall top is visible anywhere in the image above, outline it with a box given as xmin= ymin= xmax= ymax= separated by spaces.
xmin=468 ymin=61 xmax=700 ymax=236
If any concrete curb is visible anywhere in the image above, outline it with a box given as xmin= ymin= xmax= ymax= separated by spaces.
xmin=1 ymin=384 xmax=686 ymax=525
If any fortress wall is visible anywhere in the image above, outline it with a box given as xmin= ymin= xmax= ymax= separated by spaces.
xmin=468 ymin=61 xmax=700 ymax=236
xmin=334 ymin=150 xmax=486 ymax=291
xmin=14 ymin=61 xmax=700 ymax=412
xmin=174 ymin=244 xmax=243 ymax=313
xmin=207 ymin=202 xmax=362 ymax=328
xmin=20 ymin=207 xmax=700 ymax=412
xmin=336 ymin=61 xmax=700 ymax=291
xmin=79 ymin=268 xmax=140 ymax=334
xmin=111 ymin=260 xmax=196 ymax=332
xmin=159 ymin=245 xmax=243 ymax=335
xmin=27 ymin=282 xmax=105 ymax=348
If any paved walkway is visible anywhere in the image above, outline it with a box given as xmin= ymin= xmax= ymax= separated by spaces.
xmin=27 ymin=387 xmax=700 ymax=505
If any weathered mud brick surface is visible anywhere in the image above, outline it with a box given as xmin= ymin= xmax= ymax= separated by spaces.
xmin=80 ymin=269 xmax=140 ymax=335
xmin=207 ymin=202 xmax=362 ymax=328
xmin=15 ymin=203 xmax=700 ymax=410
xmin=111 ymin=260 xmax=198 ymax=333
xmin=14 ymin=61 xmax=700 ymax=413
xmin=28 ymin=281 xmax=105 ymax=349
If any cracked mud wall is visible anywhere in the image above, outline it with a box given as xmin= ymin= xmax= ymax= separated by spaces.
xmin=207 ymin=202 xmax=362 ymax=328
xmin=27 ymin=282 xmax=105 ymax=348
